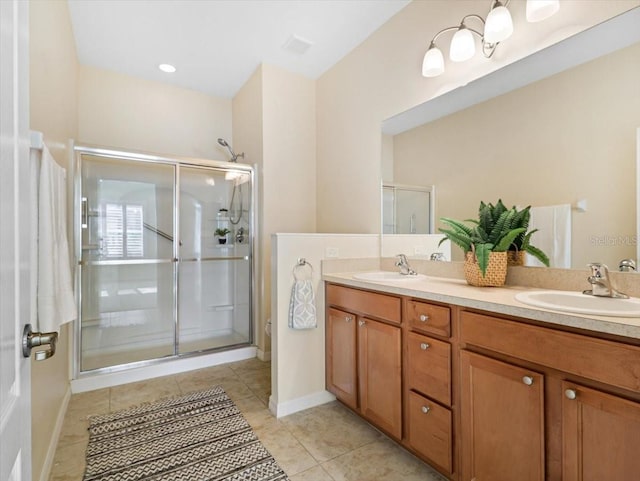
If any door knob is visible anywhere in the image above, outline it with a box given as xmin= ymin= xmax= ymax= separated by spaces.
xmin=22 ymin=324 xmax=58 ymax=361
xmin=565 ymin=389 xmax=577 ymax=400
xmin=419 ymin=314 xmax=429 ymax=322
xmin=420 ymin=342 xmax=430 ymax=350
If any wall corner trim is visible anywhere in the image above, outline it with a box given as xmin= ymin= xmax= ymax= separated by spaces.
xmin=39 ymin=387 xmax=71 ymax=481
xmin=269 ymin=390 xmax=336 ymax=418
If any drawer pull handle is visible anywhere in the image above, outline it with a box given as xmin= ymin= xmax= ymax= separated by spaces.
xmin=565 ymin=389 xmax=577 ymax=400
xmin=419 ymin=314 xmax=429 ymax=322
xmin=421 ymin=405 xmax=430 ymax=414
xmin=522 ymin=376 xmax=534 ymax=386
xmin=420 ymin=342 xmax=430 ymax=350
xmin=345 ymin=316 xmax=352 ymax=322
xmin=358 ymin=320 xmax=366 ymax=327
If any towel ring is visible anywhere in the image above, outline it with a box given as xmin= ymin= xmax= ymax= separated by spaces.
xmin=293 ymin=258 xmax=313 ymax=281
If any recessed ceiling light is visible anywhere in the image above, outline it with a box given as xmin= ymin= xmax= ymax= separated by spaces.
xmin=158 ymin=63 xmax=176 ymax=73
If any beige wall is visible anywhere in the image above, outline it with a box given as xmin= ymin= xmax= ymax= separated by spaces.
xmin=232 ymin=67 xmax=266 ymax=354
xmin=29 ymin=1 xmax=78 ymax=480
xmin=316 ymin=0 xmax=639 ymax=234
xmin=394 ymin=42 xmax=640 ymax=269
xmin=233 ymin=64 xmax=316 ymax=358
xmin=78 ymin=65 xmax=232 ymax=159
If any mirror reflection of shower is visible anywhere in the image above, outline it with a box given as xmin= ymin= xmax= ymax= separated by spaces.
xmin=217 ymin=138 xmax=246 ymax=226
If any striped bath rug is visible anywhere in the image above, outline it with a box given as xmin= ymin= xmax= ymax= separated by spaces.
xmin=83 ymin=386 xmax=289 ymax=481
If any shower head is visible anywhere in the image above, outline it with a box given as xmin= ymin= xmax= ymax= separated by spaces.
xmin=217 ymin=138 xmax=244 ymax=162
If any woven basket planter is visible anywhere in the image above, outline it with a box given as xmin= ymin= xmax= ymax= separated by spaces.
xmin=464 ymin=251 xmax=508 ymax=287
xmin=507 ymin=250 xmax=526 ymax=266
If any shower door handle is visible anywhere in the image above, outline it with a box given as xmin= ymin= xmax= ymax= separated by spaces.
xmin=22 ymin=324 xmax=58 ymax=361
xmin=81 ymin=197 xmax=88 ymax=228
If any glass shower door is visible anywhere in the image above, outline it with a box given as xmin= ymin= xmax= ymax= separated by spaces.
xmin=178 ymin=166 xmax=252 ymax=353
xmin=79 ymin=155 xmax=176 ymax=371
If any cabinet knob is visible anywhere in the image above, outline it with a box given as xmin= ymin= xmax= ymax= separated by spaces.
xmin=419 ymin=314 xmax=429 ymax=322
xmin=421 ymin=405 xmax=430 ymax=414
xmin=522 ymin=376 xmax=534 ymax=386
xmin=420 ymin=342 xmax=430 ymax=350
xmin=345 ymin=316 xmax=352 ymax=322
xmin=565 ymin=389 xmax=577 ymax=400
xmin=358 ymin=320 xmax=366 ymax=327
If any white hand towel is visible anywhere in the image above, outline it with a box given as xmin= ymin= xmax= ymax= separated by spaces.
xmin=288 ymin=279 xmax=317 ymax=329
xmin=38 ymin=145 xmax=77 ymax=333
xmin=527 ymin=204 xmax=572 ymax=268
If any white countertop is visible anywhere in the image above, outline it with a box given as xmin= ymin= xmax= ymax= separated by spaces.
xmin=323 ymin=272 xmax=640 ymax=340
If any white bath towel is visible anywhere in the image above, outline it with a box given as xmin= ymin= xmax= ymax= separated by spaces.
xmin=288 ymin=279 xmax=317 ymax=329
xmin=527 ymin=204 xmax=572 ymax=268
xmin=37 ymin=145 xmax=77 ymax=333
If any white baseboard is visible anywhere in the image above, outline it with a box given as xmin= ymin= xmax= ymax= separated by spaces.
xmin=71 ymin=346 xmax=257 ymax=393
xmin=269 ymin=390 xmax=336 ymax=418
xmin=256 ymin=349 xmax=271 ymax=361
xmin=39 ymin=387 xmax=71 ymax=481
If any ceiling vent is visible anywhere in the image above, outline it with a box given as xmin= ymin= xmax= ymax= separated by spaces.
xmin=282 ymin=34 xmax=313 ymax=55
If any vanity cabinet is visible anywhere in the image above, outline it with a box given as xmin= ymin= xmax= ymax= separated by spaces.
xmin=460 ymin=309 xmax=640 ymax=481
xmin=325 ymin=280 xmax=640 ymax=480
xmin=325 ymin=284 xmax=402 ymax=439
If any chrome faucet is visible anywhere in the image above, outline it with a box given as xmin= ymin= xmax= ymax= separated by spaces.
xmin=583 ymin=263 xmax=629 ymax=298
xmin=395 ymin=254 xmax=417 ymax=276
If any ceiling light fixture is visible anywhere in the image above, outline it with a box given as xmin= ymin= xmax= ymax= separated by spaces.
xmin=158 ymin=63 xmax=176 ymax=73
xmin=421 ymin=0 xmax=559 ymax=78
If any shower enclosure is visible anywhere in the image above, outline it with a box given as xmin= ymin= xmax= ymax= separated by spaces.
xmin=73 ymin=145 xmax=254 ymax=375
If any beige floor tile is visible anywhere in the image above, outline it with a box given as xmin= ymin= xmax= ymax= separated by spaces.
xmin=290 ymin=465 xmax=336 ymax=481
xmin=321 ymin=438 xmax=447 ymax=481
xmin=57 ymin=389 xmax=111 ymax=446
xmin=48 ymin=441 xmax=86 ymax=481
xmin=255 ymin=423 xmax=318 ymax=476
xmin=109 ymin=376 xmax=181 ymax=411
xmin=227 ymin=357 xmax=270 ymax=375
xmin=234 ymin=396 xmax=280 ymax=430
xmin=281 ymin=402 xmax=382 ymax=463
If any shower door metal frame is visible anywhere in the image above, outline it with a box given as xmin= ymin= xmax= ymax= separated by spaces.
xmin=72 ymin=143 xmax=256 ymax=378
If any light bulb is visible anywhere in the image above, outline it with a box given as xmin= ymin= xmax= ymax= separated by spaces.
xmin=526 ymin=0 xmax=559 ymax=22
xmin=422 ymin=46 xmax=445 ymax=77
xmin=450 ymin=27 xmax=476 ymax=62
xmin=484 ymin=4 xmax=514 ymax=44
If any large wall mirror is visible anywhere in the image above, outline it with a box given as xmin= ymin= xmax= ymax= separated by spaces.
xmin=381 ymin=8 xmax=640 ymax=270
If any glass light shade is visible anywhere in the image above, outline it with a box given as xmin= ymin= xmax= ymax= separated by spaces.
xmin=484 ymin=5 xmax=514 ymax=44
xmin=422 ymin=46 xmax=445 ymax=77
xmin=450 ymin=27 xmax=476 ymax=62
xmin=526 ymin=0 xmax=560 ymax=22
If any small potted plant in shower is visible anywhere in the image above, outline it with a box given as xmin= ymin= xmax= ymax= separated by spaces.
xmin=215 ymin=228 xmax=231 ymax=244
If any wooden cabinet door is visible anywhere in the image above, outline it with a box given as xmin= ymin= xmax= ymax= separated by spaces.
xmin=562 ymin=381 xmax=640 ymax=481
xmin=460 ymin=351 xmax=545 ymax=481
xmin=358 ymin=317 xmax=402 ymax=439
xmin=326 ymin=307 xmax=358 ymax=410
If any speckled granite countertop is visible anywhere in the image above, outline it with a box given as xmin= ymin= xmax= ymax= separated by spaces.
xmin=323 ymin=272 xmax=640 ymax=341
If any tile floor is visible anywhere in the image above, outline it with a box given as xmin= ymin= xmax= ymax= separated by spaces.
xmin=49 ymin=358 xmax=446 ymax=481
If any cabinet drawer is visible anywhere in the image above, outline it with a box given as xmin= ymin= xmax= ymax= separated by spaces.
xmin=461 ymin=311 xmax=640 ymax=393
xmin=407 ymin=390 xmax=452 ymax=474
xmin=326 ymin=284 xmax=401 ymax=324
xmin=406 ymin=332 xmax=451 ymax=406
xmin=406 ymin=300 xmax=450 ymax=337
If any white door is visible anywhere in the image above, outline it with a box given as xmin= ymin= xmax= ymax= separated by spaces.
xmin=0 ymin=1 xmax=32 ymax=480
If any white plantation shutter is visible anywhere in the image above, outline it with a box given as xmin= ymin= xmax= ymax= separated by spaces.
xmin=105 ymin=203 xmax=124 ymax=257
xmin=126 ymin=205 xmax=143 ymax=257
xmin=104 ymin=203 xmax=144 ymax=258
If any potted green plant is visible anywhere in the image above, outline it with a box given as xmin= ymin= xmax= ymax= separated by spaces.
xmin=215 ymin=227 xmax=231 ymax=244
xmin=438 ymin=200 xmax=535 ymax=286
xmin=507 ymin=204 xmax=550 ymax=267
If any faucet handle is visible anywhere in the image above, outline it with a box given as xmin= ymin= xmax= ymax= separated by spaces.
xmin=587 ymin=262 xmax=609 ymax=278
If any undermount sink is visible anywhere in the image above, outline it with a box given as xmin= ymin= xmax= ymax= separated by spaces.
xmin=352 ymin=271 xmax=427 ymax=282
xmin=515 ymin=290 xmax=640 ymax=318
